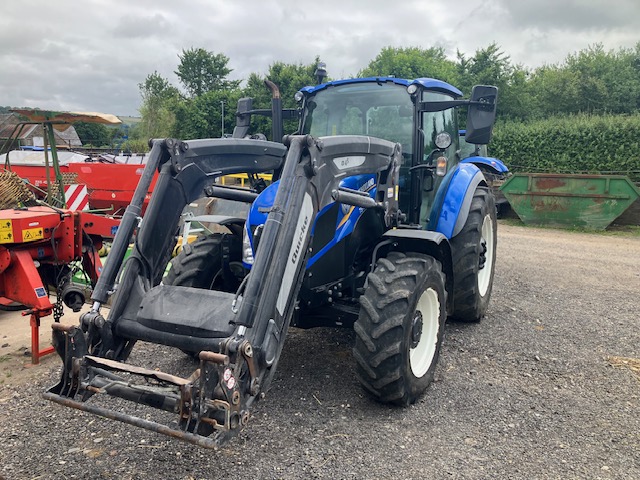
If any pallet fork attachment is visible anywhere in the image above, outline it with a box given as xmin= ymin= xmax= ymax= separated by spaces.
xmin=45 ymin=135 xmax=401 ymax=448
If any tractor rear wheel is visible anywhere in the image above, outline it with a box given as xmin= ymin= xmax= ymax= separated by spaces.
xmin=450 ymin=186 xmax=497 ymax=322
xmin=164 ymin=233 xmax=243 ymax=292
xmin=353 ymin=252 xmax=446 ymax=406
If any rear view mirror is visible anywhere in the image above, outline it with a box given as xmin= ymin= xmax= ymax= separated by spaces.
xmin=465 ymin=85 xmax=498 ymax=145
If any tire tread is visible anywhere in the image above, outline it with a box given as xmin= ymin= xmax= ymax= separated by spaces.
xmin=353 ymin=253 xmax=445 ymax=405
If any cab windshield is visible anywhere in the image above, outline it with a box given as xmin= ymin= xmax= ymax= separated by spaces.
xmin=301 ymin=82 xmax=414 ymax=157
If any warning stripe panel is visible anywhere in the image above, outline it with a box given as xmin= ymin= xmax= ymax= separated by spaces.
xmin=64 ymin=184 xmax=89 ymax=211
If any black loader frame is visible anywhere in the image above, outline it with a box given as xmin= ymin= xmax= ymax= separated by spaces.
xmin=45 ymin=134 xmax=402 ymax=448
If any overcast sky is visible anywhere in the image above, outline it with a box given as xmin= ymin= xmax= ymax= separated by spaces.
xmin=1 ymin=0 xmax=638 ymax=116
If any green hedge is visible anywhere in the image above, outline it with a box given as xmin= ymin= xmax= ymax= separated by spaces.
xmin=490 ymin=114 xmax=640 ymax=182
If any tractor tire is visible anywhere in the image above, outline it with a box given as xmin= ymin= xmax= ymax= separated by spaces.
xmin=353 ymin=252 xmax=446 ymax=406
xmin=164 ymin=233 xmax=243 ymax=292
xmin=450 ymin=186 xmax=497 ymax=322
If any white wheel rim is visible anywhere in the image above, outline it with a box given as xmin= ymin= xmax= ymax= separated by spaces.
xmin=478 ymin=213 xmax=494 ymax=297
xmin=409 ymin=287 xmax=440 ymax=378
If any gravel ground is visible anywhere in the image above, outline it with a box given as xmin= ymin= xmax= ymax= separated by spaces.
xmin=1 ymin=222 xmax=638 ymax=480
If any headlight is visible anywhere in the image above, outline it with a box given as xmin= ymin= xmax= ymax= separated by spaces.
xmin=435 ymin=132 xmax=452 ymax=150
xmin=242 ymin=222 xmax=254 ymax=265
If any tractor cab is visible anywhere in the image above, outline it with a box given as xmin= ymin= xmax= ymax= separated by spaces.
xmin=294 ymin=78 xmax=495 ymax=229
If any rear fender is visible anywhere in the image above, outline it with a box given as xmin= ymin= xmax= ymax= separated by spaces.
xmin=460 ymin=156 xmax=509 ymax=174
xmin=246 ymin=180 xmax=279 ymax=255
xmin=377 ymin=230 xmax=453 ymax=310
xmin=432 ymin=163 xmax=486 ymax=238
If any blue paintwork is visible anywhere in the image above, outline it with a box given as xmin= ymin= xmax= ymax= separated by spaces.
xmin=426 ymin=168 xmax=457 ymax=233
xmin=247 ymin=180 xmax=278 ymax=237
xmin=410 ymin=78 xmax=462 ymax=98
xmin=432 ymin=163 xmax=483 ymax=238
xmin=460 ymin=156 xmax=509 ymax=173
xmin=299 ymin=77 xmax=409 ymax=95
xmin=247 ymin=165 xmax=483 ymax=267
xmin=246 ymin=175 xmax=376 ymax=268
xmin=299 ymin=77 xmax=462 ymax=98
xmin=307 ymin=174 xmax=376 ymax=268
xmin=243 ymin=181 xmax=279 ymax=267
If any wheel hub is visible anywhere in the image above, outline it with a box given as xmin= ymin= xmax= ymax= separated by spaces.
xmin=410 ymin=311 xmax=423 ymax=348
xmin=479 ymin=239 xmax=487 ymax=270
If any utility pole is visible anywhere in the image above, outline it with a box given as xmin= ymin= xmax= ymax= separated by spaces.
xmin=221 ymin=101 xmax=225 ymax=137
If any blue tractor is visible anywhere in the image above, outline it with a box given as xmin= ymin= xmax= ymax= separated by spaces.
xmin=46 ymin=76 xmax=506 ymax=448
xmin=239 ymin=77 xmax=505 ymax=398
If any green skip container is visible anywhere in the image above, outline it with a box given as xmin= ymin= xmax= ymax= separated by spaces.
xmin=500 ymin=173 xmax=640 ymax=229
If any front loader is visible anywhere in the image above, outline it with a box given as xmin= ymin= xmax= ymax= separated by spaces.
xmin=45 ymin=134 xmax=402 ymax=448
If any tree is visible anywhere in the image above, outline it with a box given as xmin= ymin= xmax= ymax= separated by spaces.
xmin=139 ymin=71 xmax=180 ymax=103
xmin=497 ymin=65 xmax=536 ymax=120
xmin=526 ymin=65 xmax=580 ymax=117
xmin=137 ymin=71 xmax=181 ymax=139
xmin=359 ymin=46 xmax=457 ymax=84
xmin=456 ymin=43 xmax=531 ymax=119
xmin=175 ymin=48 xmax=241 ymax=97
xmin=524 ymin=43 xmax=640 ymax=118
xmin=172 ymin=89 xmax=242 ymax=140
xmin=241 ymin=58 xmax=324 ymax=139
xmin=564 ymin=43 xmax=640 ymax=114
xmin=74 ymin=122 xmax=113 ymax=147
xmin=457 ymin=44 xmax=512 ymax=90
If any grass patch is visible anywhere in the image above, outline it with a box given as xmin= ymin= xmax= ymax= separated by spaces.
xmin=498 ymin=218 xmax=525 ymax=227
xmin=604 ymin=225 xmax=640 ymax=237
xmin=608 ymin=356 xmax=640 ymax=379
xmin=559 ymin=224 xmax=640 ymax=236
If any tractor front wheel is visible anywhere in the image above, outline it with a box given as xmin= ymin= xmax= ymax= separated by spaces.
xmin=164 ymin=233 xmax=243 ymax=292
xmin=353 ymin=252 xmax=446 ymax=406
xmin=450 ymin=186 xmax=497 ymax=322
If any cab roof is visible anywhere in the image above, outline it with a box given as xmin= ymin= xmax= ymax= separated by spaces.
xmin=299 ymin=77 xmax=462 ymax=98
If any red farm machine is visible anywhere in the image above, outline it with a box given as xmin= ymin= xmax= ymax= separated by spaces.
xmin=0 ymin=110 xmax=121 ymax=363
xmin=2 ymin=109 xmax=159 ymax=215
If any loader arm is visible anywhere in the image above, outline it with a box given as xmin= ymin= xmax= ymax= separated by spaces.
xmin=45 ymin=134 xmax=401 ymax=449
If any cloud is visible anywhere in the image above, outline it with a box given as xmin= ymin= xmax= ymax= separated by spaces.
xmin=0 ymin=0 xmax=637 ymax=115
xmin=111 ymin=13 xmax=174 ymax=39
xmin=497 ymin=0 xmax=640 ymax=31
